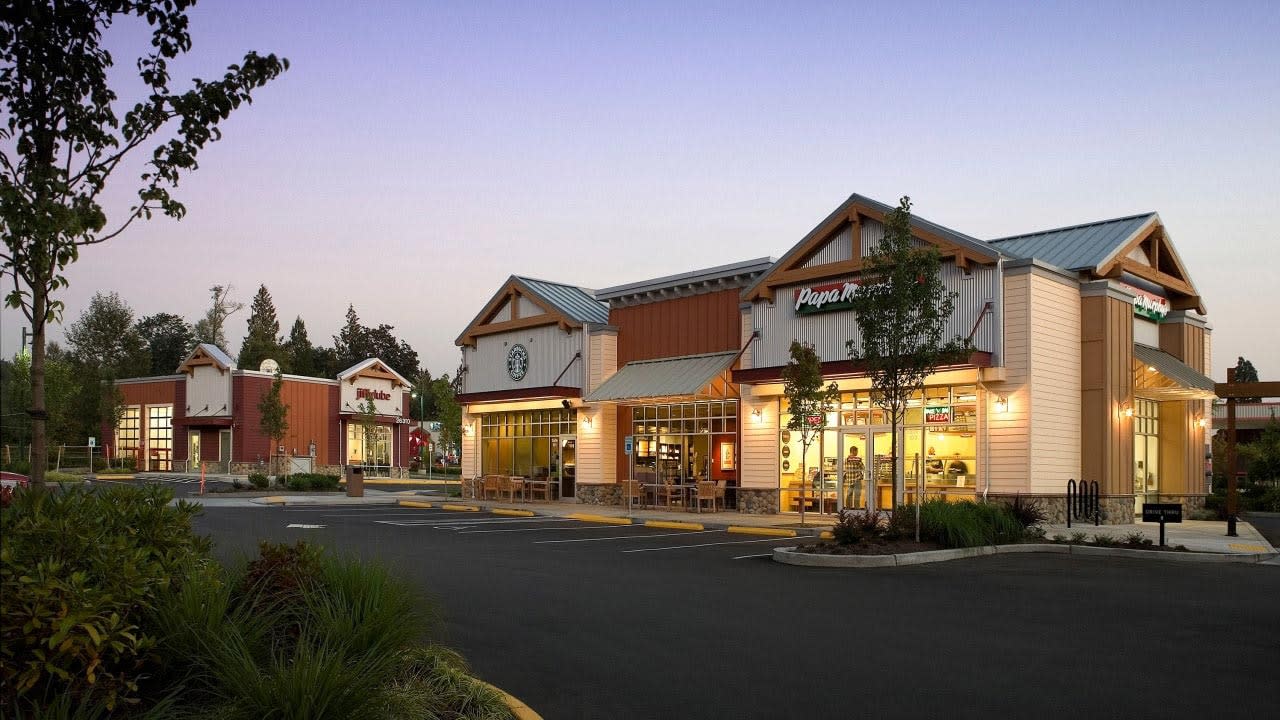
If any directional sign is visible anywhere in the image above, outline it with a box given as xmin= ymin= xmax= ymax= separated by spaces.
xmin=624 ymin=435 xmax=634 ymax=456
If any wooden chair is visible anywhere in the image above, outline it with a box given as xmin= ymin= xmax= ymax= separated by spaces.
xmin=527 ymin=478 xmax=550 ymax=502
xmin=497 ymin=475 xmax=519 ymax=502
xmin=713 ymin=481 xmax=726 ymax=511
xmin=659 ymin=479 xmax=683 ymax=509
xmin=623 ymin=480 xmax=644 ymax=507
xmin=695 ymin=481 xmax=717 ymax=513
xmin=481 ymin=475 xmax=500 ymax=500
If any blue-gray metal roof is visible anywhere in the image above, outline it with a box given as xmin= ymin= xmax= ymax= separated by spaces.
xmin=846 ymin=193 xmax=995 ymax=259
xmin=584 ymin=351 xmax=739 ymax=402
xmin=988 ymin=213 xmax=1156 ymax=271
xmin=515 ymin=277 xmax=610 ymax=325
xmin=197 ymin=343 xmax=235 ymax=369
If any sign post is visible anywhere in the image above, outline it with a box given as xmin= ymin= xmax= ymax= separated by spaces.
xmin=1141 ymin=503 xmax=1182 ymax=547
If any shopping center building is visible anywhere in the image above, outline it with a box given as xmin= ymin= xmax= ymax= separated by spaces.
xmin=458 ymin=192 xmax=1216 ymax=521
xmin=105 ymin=345 xmax=415 ymax=476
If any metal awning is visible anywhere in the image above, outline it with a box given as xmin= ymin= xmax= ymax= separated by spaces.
xmin=1133 ymin=344 xmax=1217 ymax=401
xmin=585 ymin=351 xmax=739 ymax=403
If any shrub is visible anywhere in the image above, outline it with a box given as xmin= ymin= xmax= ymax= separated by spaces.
xmin=286 ymin=475 xmax=312 ymax=491
xmin=96 ymin=466 xmax=135 ymax=476
xmin=45 ymin=471 xmax=85 ymax=483
xmin=286 ymin=474 xmax=340 ymax=492
xmin=830 ymin=508 xmax=883 ymax=545
xmin=1121 ymin=531 xmax=1154 ymax=548
xmin=1006 ymin=494 xmax=1048 ymax=528
xmin=0 ymin=484 xmax=209 ymax=712
xmin=1069 ymin=531 xmax=1088 ymax=544
xmin=1 ymin=458 xmax=32 ymax=475
xmin=248 ymin=473 xmax=269 ymax=489
xmin=911 ymin=499 xmax=1025 ymax=548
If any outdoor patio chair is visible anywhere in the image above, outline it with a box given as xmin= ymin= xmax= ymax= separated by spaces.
xmin=695 ymin=481 xmax=717 ymax=513
xmin=481 ymin=475 xmax=500 ymax=500
xmin=623 ymin=479 xmax=644 ymax=507
xmin=497 ymin=475 xmax=519 ymax=502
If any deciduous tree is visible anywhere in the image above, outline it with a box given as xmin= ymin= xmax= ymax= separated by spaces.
xmin=257 ymin=370 xmax=289 ymax=477
xmin=848 ymin=196 xmax=967 ymax=541
xmin=0 ymin=2 xmax=286 ymax=483
xmin=781 ymin=340 xmax=840 ymax=526
xmin=193 ymin=284 xmax=244 ymax=351
xmin=135 ymin=312 xmax=195 ymax=375
xmin=63 ymin=291 xmax=150 ymax=378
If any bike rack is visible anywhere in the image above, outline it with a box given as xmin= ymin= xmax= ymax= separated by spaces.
xmin=1066 ymin=478 xmax=1100 ymax=527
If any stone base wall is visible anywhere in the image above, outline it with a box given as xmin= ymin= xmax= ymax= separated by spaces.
xmin=738 ymin=488 xmax=779 ymax=515
xmin=984 ymin=493 xmax=1209 ymax=525
xmin=576 ymin=483 xmax=622 ymax=506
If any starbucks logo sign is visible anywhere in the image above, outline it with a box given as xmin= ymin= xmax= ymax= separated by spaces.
xmin=507 ymin=344 xmax=529 ymax=381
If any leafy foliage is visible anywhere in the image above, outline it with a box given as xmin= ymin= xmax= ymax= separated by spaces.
xmin=830 ymin=508 xmax=884 ymax=546
xmin=192 ymin=284 xmax=244 ymax=350
xmin=847 ymin=196 xmax=967 ymax=539
xmin=0 ymin=484 xmax=210 ymax=711
xmin=283 ymin=316 xmax=319 ymax=377
xmin=1232 ymin=356 xmax=1260 ymax=402
xmin=135 ymin=313 xmax=195 ymax=376
xmin=248 ymin=472 xmax=269 ymax=489
xmin=332 ymin=304 xmax=420 ymax=380
xmin=63 ymin=292 xmax=151 ymax=378
xmin=257 ymin=371 xmax=290 ymax=472
xmin=1005 ymin=494 xmax=1048 ymax=528
xmin=286 ymin=473 xmax=340 ymax=492
xmin=781 ymin=341 xmax=840 ymax=523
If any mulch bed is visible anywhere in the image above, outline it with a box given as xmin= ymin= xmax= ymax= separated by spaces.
xmin=796 ymin=539 xmax=946 ymax=555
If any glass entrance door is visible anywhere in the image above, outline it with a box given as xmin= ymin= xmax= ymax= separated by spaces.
xmin=839 ymin=432 xmax=869 ymax=510
xmin=558 ymin=436 xmax=576 ymax=499
xmin=188 ymin=432 xmax=201 ymax=471
xmin=219 ymin=430 xmax=232 ymax=474
xmin=870 ymin=429 xmax=896 ymax=511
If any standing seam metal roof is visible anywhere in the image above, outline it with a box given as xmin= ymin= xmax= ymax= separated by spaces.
xmin=196 ymin=343 xmax=235 ymax=369
xmin=988 ymin=213 xmax=1155 ymax=271
xmin=584 ymin=351 xmax=739 ymax=402
xmin=515 ymin=277 xmax=610 ymax=325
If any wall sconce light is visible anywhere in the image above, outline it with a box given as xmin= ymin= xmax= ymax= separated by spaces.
xmin=461 ymin=423 xmax=474 ymax=437
xmin=1121 ymin=403 xmax=1134 ymax=418
xmin=751 ymin=408 xmax=763 ymax=423
xmin=1196 ymin=417 xmax=1207 ymax=429
xmin=581 ymin=415 xmax=593 ymax=429
xmin=993 ymin=395 xmax=1009 ymax=414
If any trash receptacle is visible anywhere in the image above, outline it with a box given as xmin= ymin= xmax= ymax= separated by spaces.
xmin=345 ymin=465 xmax=364 ymax=497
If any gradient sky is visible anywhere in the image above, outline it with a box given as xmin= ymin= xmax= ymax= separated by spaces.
xmin=3 ymin=0 xmax=1278 ymax=381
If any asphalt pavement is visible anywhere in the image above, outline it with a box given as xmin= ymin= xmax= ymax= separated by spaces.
xmin=193 ymin=504 xmax=1280 ymax=720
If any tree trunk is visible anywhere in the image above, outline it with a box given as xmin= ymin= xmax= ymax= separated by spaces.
xmin=30 ymin=292 xmax=47 ymax=485
xmin=798 ymin=451 xmax=806 ymax=527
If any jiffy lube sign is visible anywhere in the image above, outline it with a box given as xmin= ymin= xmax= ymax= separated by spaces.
xmin=794 ymin=280 xmax=860 ymax=315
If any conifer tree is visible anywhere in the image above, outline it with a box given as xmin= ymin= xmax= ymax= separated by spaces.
xmin=283 ymin=316 xmax=317 ymax=377
xmin=238 ymin=284 xmax=282 ymax=370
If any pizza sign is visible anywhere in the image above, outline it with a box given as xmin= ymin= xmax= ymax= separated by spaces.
xmin=794 ymin=280 xmax=860 ymax=315
xmin=925 ymin=406 xmax=951 ymax=424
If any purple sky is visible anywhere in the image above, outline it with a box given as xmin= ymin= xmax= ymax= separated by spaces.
xmin=4 ymin=0 xmax=1278 ymax=381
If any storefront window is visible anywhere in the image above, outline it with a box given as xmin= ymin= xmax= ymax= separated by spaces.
xmin=629 ymin=401 xmax=738 ymax=492
xmin=147 ymin=405 xmax=172 ymax=471
xmin=780 ymin=384 xmax=978 ymax=512
xmin=348 ymin=423 xmax=392 ymax=474
xmin=1134 ymin=397 xmax=1159 ymax=511
xmin=116 ymin=406 xmax=141 ymax=459
xmin=479 ymin=409 xmax=576 ymax=477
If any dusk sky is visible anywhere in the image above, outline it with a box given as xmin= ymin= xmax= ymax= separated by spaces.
xmin=3 ymin=0 xmax=1278 ymax=381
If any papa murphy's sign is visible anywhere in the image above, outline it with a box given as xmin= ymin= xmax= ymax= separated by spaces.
xmin=1119 ymin=283 xmax=1171 ymax=322
xmin=794 ymin=280 xmax=860 ymax=315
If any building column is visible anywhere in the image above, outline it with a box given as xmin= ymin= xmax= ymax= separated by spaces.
xmin=1158 ymin=311 xmax=1212 ymax=500
xmin=1080 ymin=281 xmax=1135 ymax=506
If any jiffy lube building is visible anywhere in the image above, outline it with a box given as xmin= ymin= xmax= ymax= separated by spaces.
xmin=455 ymin=192 xmax=1213 ymax=521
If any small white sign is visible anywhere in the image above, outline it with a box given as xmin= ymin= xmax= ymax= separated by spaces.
xmin=88 ymin=437 xmax=96 ymax=447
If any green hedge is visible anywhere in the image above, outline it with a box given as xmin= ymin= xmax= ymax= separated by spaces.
xmin=286 ymin=473 xmax=341 ymax=492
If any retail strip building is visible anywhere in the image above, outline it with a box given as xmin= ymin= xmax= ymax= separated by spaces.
xmin=455 ymin=193 xmax=1215 ymax=522
xmin=105 ymin=345 xmax=415 ymax=477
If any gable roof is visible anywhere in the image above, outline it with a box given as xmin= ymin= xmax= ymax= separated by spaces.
xmin=176 ymin=343 xmax=235 ymax=374
xmin=741 ymin=193 xmax=1002 ymax=302
xmin=455 ymin=275 xmax=608 ymax=347
xmin=988 ymin=213 xmax=1157 ymax=271
xmin=337 ymin=358 xmax=412 ymax=388
xmin=515 ymin=277 xmax=610 ymax=324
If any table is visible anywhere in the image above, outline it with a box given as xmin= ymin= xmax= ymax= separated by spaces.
xmin=523 ymin=478 xmax=552 ymax=501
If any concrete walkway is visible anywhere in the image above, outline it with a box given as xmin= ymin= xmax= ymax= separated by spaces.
xmin=1039 ymin=518 xmax=1276 ymax=555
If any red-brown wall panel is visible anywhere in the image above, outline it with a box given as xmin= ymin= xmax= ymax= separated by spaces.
xmin=278 ymin=379 xmax=333 ymax=460
xmin=611 ymin=289 xmax=742 ymax=364
xmin=117 ymin=380 xmax=179 ymax=407
xmin=232 ymin=375 xmax=273 ymax=463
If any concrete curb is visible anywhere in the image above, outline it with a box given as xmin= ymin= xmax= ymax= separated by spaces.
xmin=645 ymin=520 xmax=704 ymax=531
xmin=773 ymin=543 xmax=1280 ymax=568
xmin=480 ymin=681 xmax=543 ymax=720
xmin=398 ymin=500 xmax=434 ymax=509
xmin=493 ymin=508 xmax=536 ymax=517
xmin=566 ymin=513 xmax=633 ymax=525
xmin=440 ymin=503 xmax=481 ymax=512
xmin=340 ymin=478 xmax=461 ymax=486
xmin=728 ymin=526 xmax=797 ymax=538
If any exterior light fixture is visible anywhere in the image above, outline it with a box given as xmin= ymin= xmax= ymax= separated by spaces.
xmin=582 ymin=415 xmax=593 ymax=429
xmin=751 ymin=408 xmax=763 ymax=423
xmin=1196 ymin=417 xmax=1207 ymax=429
xmin=1147 ymin=365 xmax=1157 ymax=372
xmin=994 ymin=395 xmax=1009 ymax=414
xmin=1122 ymin=403 xmax=1134 ymax=418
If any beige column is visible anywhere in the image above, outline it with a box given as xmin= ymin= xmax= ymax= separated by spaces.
xmin=1157 ymin=311 xmax=1212 ymax=497
xmin=1079 ymin=281 xmax=1135 ymax=498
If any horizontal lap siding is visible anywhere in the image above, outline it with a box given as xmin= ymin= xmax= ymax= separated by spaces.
xmin=1028 ymin=273 xmax=1081 ymax=494
xmin=987 ymin=273 xmax=1030 ymax=493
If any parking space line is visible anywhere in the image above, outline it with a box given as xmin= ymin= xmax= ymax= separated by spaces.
xmin=421 ymin=517 xmax=577 ymax=527
xmin=732 ymin=553 xmax=775 ymax=560
xmin=458 ymin=524 xmax=648 ymax=535
xmin=621 ymin=537 xmax=795 ymax=553
xmin=535 ymin=530 xmax=718 ymax=544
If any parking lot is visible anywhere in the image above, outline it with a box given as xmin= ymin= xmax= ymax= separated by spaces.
xmin=195 ymin=502 xmax=1280 ymax=720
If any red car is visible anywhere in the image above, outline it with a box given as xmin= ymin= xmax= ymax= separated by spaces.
xmin=0 ymin=471 xmax=31 ymax=489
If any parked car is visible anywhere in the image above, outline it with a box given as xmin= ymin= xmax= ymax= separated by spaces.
xmin=0 ymin=471 xmax=31 ymax=489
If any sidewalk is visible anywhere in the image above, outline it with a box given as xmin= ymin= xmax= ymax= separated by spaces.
xmin=1039 ymin=518 xmax=1277 ymax=555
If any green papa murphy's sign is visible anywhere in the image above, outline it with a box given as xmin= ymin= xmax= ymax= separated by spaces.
xmin=794 ymin=280 xmax=861 ymax=315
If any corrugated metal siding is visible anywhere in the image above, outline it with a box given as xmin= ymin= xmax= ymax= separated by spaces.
xmin=517 ymin=295 xmax=542 ymax=319
xmin=463 ymin=325 xmax=584 ymax=393
xmin=612 ymin=289 xmax=742 ymax=364
xmin=186 ymin=365 xmax=232 ymax=417
xmin=989 ymin=214 xmax=1154 ymax=271
xmin=860 ymin=217 xmax=886 ymax=257
xmin=749 ymin=261 xmax=1000 ymax=367
xmin=492 ymin=300 xmax=511 ymax=322
xmin=799 ymin=224 xmax=853 ymax=268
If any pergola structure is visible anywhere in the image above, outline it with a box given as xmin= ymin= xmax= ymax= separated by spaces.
xmin=1214 ymin=370 xmax=1280 ymax=536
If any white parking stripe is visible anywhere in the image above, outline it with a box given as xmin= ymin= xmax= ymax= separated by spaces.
xmin=534 ymin=530 xmax=717 ymax=544
xmin=732 ymin=553 xmax=775 ymax=560
xmin=622 ymin=537 xmax=794 ymax=553
xmin=458 ymin=524 xmax=647 ymax=535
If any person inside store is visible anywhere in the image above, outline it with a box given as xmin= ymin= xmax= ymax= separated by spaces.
xmin=844 ymin=446 xmax=865 ymax=506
